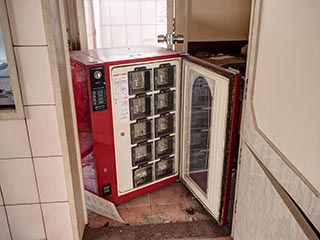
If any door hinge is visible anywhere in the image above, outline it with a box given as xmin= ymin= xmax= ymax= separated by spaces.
xmin=234 ymin=199 xmax=238 ymax=214
xmin=244 ymin=78 xmax=249 ymax=100
xmin=238 ymin=147 xmax=242 ymax=165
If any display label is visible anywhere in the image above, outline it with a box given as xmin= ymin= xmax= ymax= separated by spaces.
xmin=113 ymin=72 xmax=128 ymax=99
xmin=113 ymin=72 xmax=130 ymax=122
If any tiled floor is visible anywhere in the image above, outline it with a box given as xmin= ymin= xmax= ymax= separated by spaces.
xmin=85 ymin=182 xmax=232 ymax=240
xmin=88 ymin=182 xmax=213 ymax=228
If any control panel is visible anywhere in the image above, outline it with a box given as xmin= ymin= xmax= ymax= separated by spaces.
xmin=89 ymin=66 xmax=107 ymax=112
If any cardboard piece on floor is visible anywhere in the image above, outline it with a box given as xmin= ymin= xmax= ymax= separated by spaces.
xmin=85 ymin=190 xmax=126 ymax=223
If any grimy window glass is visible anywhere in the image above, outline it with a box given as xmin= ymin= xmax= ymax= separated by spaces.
xmin=0 ymin=25 xmax=15 ymax=110
xmin=0 ymin=0 xmax=24 ymax=119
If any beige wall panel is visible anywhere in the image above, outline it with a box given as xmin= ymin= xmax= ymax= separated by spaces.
xmin=233 ymin=145 xmax=313 ymax=240
xmin=252 ymin=0 xmax=320 ymax=193
xmin=239 ymin=0 xmax=320 ymax=232
xmin=188 ymin=0 xmax=251 ymax=41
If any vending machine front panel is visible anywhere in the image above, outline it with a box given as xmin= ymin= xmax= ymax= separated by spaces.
xmin=110 ymin=57 xmax=181 ymax=197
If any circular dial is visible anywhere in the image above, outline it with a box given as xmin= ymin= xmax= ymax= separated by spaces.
xmin=94 ymin=71 xmax=102 ymax=79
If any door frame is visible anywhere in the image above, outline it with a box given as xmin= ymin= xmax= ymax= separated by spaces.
xmin=171 ymin=0 xmax=189 ymax=52
xmin=64 ymin=0 xmax=88 ymax=50
xmin=42 ymin=1 xmax=88 ymax=239
xmin=233 ymin=0 xmax=320 ymax=235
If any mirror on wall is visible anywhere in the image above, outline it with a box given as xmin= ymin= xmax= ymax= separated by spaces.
xmin=0 ymin=0 xmax=24 ymax=119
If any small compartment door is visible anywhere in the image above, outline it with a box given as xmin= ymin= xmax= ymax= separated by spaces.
xmin=180 ymin=59 xmax=231 ymax=223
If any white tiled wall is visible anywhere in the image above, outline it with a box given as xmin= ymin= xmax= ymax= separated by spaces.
xmin=0 ymin=206 xmax=11 ymax=240
xmin=0 ymin=159 xmax=39 ymax=205
xmin=0 ymin=120 xmax=31 ymax=159
xmin=42 ymin=203 xmax=73 ymax=240
xmin=34 ymin=157 xmax=68 ymax=202
xmin=6 ymin=205 xmax=46 ymax=240
xmin=14 ymin=47 xmax=55 ymax=105
xmin=25 ymin=106 xmax=62 ymax=157
xmin=84 ymin=0 xmax=167 ymax=49
xmin=84 ymin=0 xmax=95 ymax=49
xmin=6 ymin=0 xmax=46 ymax=45
xmin=0 ymin=0 xmax=74 ymax=239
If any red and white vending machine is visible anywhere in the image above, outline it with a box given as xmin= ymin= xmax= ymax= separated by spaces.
xmin=70 ymin=46 xmax=242 ymax=225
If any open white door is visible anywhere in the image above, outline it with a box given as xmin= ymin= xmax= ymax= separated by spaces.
xmin=180 ymin=59 xmax=233 ymax=222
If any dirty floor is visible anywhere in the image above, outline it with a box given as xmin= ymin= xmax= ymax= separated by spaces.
xmin=83 ymin=182 xmax=231 ymax=239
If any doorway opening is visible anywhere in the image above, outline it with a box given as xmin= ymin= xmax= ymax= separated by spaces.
xmin=74 ymin=0 xmax=252 ymax=238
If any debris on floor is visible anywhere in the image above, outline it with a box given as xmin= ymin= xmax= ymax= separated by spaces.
xmin=83 ymin=183 xmax=231 ymax=239
xmin=83 ymin=220 xmax=230 ymax=240
xmin=87 ymin=182 xmax=212 ymax=228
